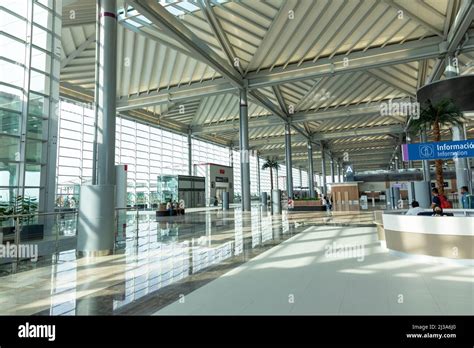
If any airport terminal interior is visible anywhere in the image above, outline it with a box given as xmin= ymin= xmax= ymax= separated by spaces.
xmin=0 ymin=0 xmax=473 ymax=316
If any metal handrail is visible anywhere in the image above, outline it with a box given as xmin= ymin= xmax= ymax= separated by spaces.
xmin=0 ymin=210 xmax=78 ymax=219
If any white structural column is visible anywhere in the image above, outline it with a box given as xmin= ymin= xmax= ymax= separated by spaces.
xmin=321 ymin=144 xmax=327 ymax=195
xmin=445 ymin=55 xmax=471 ymax=196
xmin=336 ymin=160 xmax=341 ymax=183
xmin=285 ymin=122 xmax=294 ymax=199
xmin=240 ymin=88 xmax=251 ymax=211
xmin=307 ymin=141 xmax=315 ymax=198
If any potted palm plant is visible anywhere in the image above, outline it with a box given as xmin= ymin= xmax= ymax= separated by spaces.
xmin=408 ymin=98 xmax=465 ymax=195
xmin=0 ymin=195 xmax=43 ymax=241
xmin=261 ymin=158 xmax=280 ymax=190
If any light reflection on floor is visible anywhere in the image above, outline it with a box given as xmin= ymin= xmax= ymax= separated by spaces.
xmin=0 ymin=206 xmax=306 ymax=315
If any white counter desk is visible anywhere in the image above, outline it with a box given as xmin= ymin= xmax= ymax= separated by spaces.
xmin=381 ymin=210 xmax=474 ymax=261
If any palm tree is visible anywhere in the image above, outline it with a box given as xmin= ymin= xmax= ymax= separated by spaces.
xmin=408 ymin=98 xmax=465 ymax=195
xmin=261 ymin=158 xmax=280 ymax=191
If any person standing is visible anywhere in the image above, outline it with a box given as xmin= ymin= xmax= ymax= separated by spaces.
xmin=431 ymin=188 xmax=441 ymax=208
xmin=460 ymin=186 xmax=469 ymax=209
xmin=431 ymin=187 xmax=452 ymax=209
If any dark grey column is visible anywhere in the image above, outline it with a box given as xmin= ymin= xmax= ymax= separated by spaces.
xmin=330 ymin=157 xmax=335 ymax=183
xmin=188 ymin=128 xmax=192 ymax=175
xmin=444 ymin=55 xmax=470 ymax=197
xmin=307 ymin=141 xmax=315 ymax=198
xmin=77 ymin=0 xmax=117 ymax=256
xmin=452 ymin=126 xmax=470 ymax=195
xmin=321 ymin=144 xmax=327 ymax=195
xmin=276 ymin=166 xmax=279 ymax=189
xmin=298 ymin=167 xmax=303 ymax=191
xmin=229 ymin=143 xmax=233 ymax=167
xmin=97 ymin=0 xmax=117 ymax=186
xmin=407 ymin=133 xmax=414 ymax=169
xmin=420 ymin=130 xmax=430 ymax=182
xmin=257 ymin=155 xmax=261 ymax=195
xmin=239 ymin=88 xmax=251 ymax=211
xmin=285 ymin=122 xmax=294 ymax=199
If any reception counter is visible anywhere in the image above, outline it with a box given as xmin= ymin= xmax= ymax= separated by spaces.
xmin=381 ymin=210 xmax=474 ymax=261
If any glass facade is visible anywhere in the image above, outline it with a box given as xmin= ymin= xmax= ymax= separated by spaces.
xmin=0 ymin=0 xmax=61 ymax=214
xmin=56 ymin=99 xmax=306 ymax=206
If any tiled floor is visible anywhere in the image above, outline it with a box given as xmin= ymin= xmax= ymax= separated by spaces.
xmin=155 ymin=224 xmax=474 ymax=315
xmin=0 ymin=207 xmax=303 ymax=315
xmin=1 ymin=205 xmax=472 ymax=316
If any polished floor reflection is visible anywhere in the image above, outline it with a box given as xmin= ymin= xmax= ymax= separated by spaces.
xmin=2 ymin=205 xmax=471 ymax=316
xmin=0 ymin=207 xmax=302 ymax=315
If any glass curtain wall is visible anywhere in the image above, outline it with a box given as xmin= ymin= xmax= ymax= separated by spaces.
xmin=0 ymin=0 xmax=61 ymax=218
xmin=57 ymin=100 xmax=226 ymax=208
xmin=57 ymin=100 xmax=308 ymax=207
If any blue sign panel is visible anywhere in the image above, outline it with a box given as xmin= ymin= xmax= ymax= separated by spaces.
xmin=402 ymin=139 xmax=474 ymax=161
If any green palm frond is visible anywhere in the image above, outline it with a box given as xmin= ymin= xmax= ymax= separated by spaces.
xmin=408 ymin=98 xmax=465 ymax=134
xmin=261 ymin=158 xmax=280 ymax=170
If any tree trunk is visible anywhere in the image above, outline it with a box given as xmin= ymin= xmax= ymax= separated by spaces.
xmin=433 ymin=119 xmax=444 ymax=195
xmin=270 ymin=167 xmax=273 ymax=191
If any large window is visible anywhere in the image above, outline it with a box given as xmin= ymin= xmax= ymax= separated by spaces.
xmin=0 ymin=0 xmax=61 ymax=218
xmin=58 ymin=100 xmax=234 ymax=207
xmin=192 ymin=139 xmax=230 ymax=167
xmin=56 ymin=101 xmax=307 ymax=205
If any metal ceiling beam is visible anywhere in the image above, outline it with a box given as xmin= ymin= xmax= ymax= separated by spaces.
xmin=116 ymin=79 xmax=234 ymax=111
xmin=61 ymin=34 xmax=95 ymax=69
xmin=383 ymin=0 xmax=444 ymax=37
xmin=249 ymin=134 xmax=308 ymax=147
xmin=291 ymin=103 xmax=381 ymax=123
xmin=426 ymin=1 xmax=474 ymax=82
xmin=330 ymin=144 xmax=397 ymax=153
xmin=197 ymin=0 xmax=243 ymax=75
xmin=365 ymin=70 xmax=415 ymax=97
xmin=247 ymin=89 xmax=310 ymax=140
xmin=272 ymin=85 xmax=289 ymax=115
xmin=193 ymin=116 xmax=278 ymax=134
xmin=259 ymin=143 xmax=396 ymax=158
xmin=194 ymin=100 xmax=408 ymax=134
xmin=312 ymin=125 xmax=404 ymax=141
xmin=274 ymin=151 xmax=393 ymax=160
xmin=130 ymin=0 xmax=243 ymax=88
xmin=446 ymin=0 xmax=474 ymax=53
xmin=120 ymin=20 xmax=193 ymax=58
xmin=246 ymin=36 xmax=474 ymax=89
xmin=288 ymin=155 xmax=393 ymax=164
xmin=128 ymin=0 xmax=311 ymax=144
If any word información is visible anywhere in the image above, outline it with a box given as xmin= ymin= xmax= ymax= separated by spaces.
xmin=402 ymin=139 xmax=474 ymax=161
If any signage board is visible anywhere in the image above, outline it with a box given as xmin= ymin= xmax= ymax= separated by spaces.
xmin=402 ymin=140 xmax=474 ymax=161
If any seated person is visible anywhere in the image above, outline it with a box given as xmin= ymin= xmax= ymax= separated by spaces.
xmin=432 ymin=205 xmax=444 ymax=216
xmin=406 ymin=201 xmax=424 ymax=215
